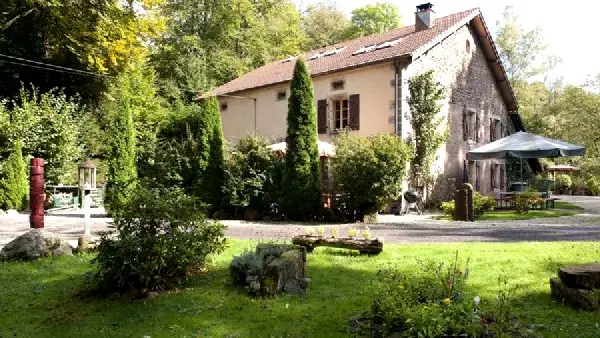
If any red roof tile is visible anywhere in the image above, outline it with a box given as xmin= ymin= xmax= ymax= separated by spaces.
xmin=212 ymin=8 xmax=479 ymax=95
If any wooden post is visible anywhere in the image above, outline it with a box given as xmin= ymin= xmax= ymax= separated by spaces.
xmin=29 ymin=158 xmax=45 ymax=229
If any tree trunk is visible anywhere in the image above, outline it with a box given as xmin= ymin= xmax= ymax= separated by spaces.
xmin=292 ymin=235 xmax=383 ymax=254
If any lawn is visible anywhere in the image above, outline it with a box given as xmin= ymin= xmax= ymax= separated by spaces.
xmin=2 ymin=240 xmax=600 ymax=337
xmin=477 ymin=209 xmax=578 ymax=220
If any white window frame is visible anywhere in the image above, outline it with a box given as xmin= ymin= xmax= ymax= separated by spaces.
xmin=332 ymin=98 xmax=349 ymax=130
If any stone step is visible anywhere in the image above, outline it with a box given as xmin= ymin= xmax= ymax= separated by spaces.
xmin=558 ymin=263 xmax=600 ymax=289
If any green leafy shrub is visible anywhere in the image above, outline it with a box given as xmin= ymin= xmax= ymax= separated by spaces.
xmin=223 ymin=135 xmax=281 ymax=218
xmin=555 ymin=174 xmax=572 ymax=190
xmin=587 ymin=177 xmax=600 ymax=196
xmin=332 ymin=133 xmax=412 ymax=221
xmin=441 ymin=200 xmax=456 ymax=220
xmin=93 ymin=184 xmax=227 ymax=292
xmin=0 ymin=141 xmax=28 ymax=211
xmin=513 ymin=191 xmax=543 ymax=214
xmin=282 ymin=58 xmax=321 ymax=220
xmin=473 ymin=191 xmax=495 ymax=217
xmin=360 ymin=255 xmax=534 ymax=337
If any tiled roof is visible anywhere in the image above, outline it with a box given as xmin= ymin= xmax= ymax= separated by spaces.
xmin=211 ymin=8 xmax=479 ymax=95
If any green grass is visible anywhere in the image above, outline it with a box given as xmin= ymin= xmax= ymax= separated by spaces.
xmin=554 ymin=201 xmax=585 ymax=211
xmin=2 ymin=240 xmax=600 ymax=337
xmin=477 ymin=209 xmax=578 ymax=220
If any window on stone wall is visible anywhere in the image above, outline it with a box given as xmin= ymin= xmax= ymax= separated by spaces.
xmin=491 ymin=164 xmax=499 ymax=190
xmin=475 ymin=114 xmax=481 ymax=142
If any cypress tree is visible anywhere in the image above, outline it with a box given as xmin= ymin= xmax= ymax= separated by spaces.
xmin=105 ymin=76 xmax=138 ymax=213
xmin=282 ymin=58 xmax=321 ymax=220
xmin=0 ymin=140 xmax=28 ymax=211
xmin=197 ymin=96 xmax=225 ymax=212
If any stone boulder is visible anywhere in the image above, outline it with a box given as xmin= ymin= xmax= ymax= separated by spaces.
xmin=550 ymin=277 xmax=599 ymax=311
xmin=558 ymin=263 xmax=600 ymax=289
xmin=0 ymin=229 xmax=73 ymax=261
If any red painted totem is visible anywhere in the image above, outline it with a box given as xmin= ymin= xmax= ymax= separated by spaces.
xmin=29 ymin=158 xmax=44 ymax=228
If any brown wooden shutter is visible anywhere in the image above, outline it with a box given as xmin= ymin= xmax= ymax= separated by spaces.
xmin=489 ymin=118 xmax=494 ymax=141
xmin=348 ymin=94 xmax=360 ymax=130
xmin=475 ymin=114 xmax=480 ymax=142
xmin=476 ymin=162 xmax=481 ymax=191
xmin=500 ymin=122 xmax=504 ymax=138
xmin=491 ymin=165 xmax=496 ymax=189
xmin=500 ymin=164 xmax=505 ymax=190
xmin=317 ymin=99 xmax=327 ymax=134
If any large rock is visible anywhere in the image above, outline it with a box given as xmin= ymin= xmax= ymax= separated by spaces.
xmin=550 ymin=277 xmax=599 ymax=311
xmin=76 ymin=235 xmax=99 ymax=253
xmin=0 ymin=229 xmax=73 ymax=261
xmin=558 ymin=263 xmax=600 ymax=289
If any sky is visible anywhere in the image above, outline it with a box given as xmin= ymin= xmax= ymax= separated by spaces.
xmin=295 ymin=0 xmax=599 ymax=86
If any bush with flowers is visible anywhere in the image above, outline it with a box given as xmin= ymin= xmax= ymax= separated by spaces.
xmin=354 ymin=253 xmax=535 ymax=337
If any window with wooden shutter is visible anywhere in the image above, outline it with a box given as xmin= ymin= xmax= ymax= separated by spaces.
xmin=500 ymin=122 xmax=504 ymax=138
xmin=489 ymin=118 xmax=495 ymax=142
xmin=475 ymin=114 xmax=480 ymax=142
xmin=463 ymin=111 xmax=469 ymax=141
xmin=317 ymin=99 xmax=327 ymax=134
xmin=333 ymin=98 xmax=349 ymax=130
xmin=463 ymin=160 xmax=470 ymax=183
xmin=349 ymin=94 xmax=360 ymax=130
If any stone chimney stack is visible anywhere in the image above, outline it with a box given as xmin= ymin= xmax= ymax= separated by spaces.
xmin=415 ymin=3 xmax=435 ymax=31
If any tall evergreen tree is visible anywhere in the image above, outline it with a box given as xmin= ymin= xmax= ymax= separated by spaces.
xmin=197 ymin=96 xmax=225 ymax=212
xmin=104 ymin=72 xmax=138 ymax=213
xmin=0 ymin=140 xmax=28 ymax=211
xmin=282 ymin=58 xmax=321 ymax=220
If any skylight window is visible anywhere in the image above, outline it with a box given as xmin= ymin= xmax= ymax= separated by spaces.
xmin=308 ymin=52 xmax=325 ymax=60
xmin=352 ymin=44 xmax=377 ymax=56
xmin=323 ymin=46 xmax=345 ymax=56
xmin=282 ymin=56 xmax=297 ymax=63
xmin=376 ymin=38 xmax=402 ymax=50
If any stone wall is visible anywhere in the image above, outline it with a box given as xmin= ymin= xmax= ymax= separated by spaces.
xmin=401 ymin=24 xmax=509 ymax=197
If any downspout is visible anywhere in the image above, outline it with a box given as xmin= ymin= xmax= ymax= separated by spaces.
xmin=394 ymin=62 xmax=401 ymax=136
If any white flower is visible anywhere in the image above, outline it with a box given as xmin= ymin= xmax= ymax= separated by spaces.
xmin=473 ymin=296 xmax=481 ymax=306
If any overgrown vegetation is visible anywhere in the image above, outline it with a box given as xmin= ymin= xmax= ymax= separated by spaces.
xmin=282 ymin=58 xmax=321 ymax=221
xmin=223 ymin=136 xmax=282 ymax=219
xmin=332 ymin=133 xmax=412 ymax=221
xmin=93 ymin=185 xmax=227 ymax=292
xmin=407 ymin=70 xmax=447 ymax=189
xmin=359 ymin=254 xmax=532 ymax=337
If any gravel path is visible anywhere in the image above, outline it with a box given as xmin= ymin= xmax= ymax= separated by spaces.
xmin=0 ymin=195 xmax=598 ymax=247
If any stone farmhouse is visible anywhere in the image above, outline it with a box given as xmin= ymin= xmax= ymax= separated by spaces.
xmin=211 ymin=3 xmax=524 ymax=197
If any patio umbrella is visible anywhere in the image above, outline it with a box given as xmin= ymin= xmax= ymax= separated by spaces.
xmin=267 ymin=140 xmax=335 ymax=157
xmin=467 ymin=131 xmax=585 ymax=160
xmin=467 ymin=131 xmax=585 ymax=184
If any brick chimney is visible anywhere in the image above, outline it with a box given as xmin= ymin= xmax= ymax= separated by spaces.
xmin=415 ymin=3 xmax=435 ymax=31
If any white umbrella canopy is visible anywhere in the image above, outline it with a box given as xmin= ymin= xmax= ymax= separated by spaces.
xmin=267 ymin=140 xmax=335 ymax=157
xmin=467 ymin=131 xmax=585 ymax=160
xmin=547 ymin=164 xmax=581 ymax=172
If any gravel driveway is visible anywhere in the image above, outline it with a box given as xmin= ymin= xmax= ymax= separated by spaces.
xmin=0 ymin=195 xmax=599 ymax=247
